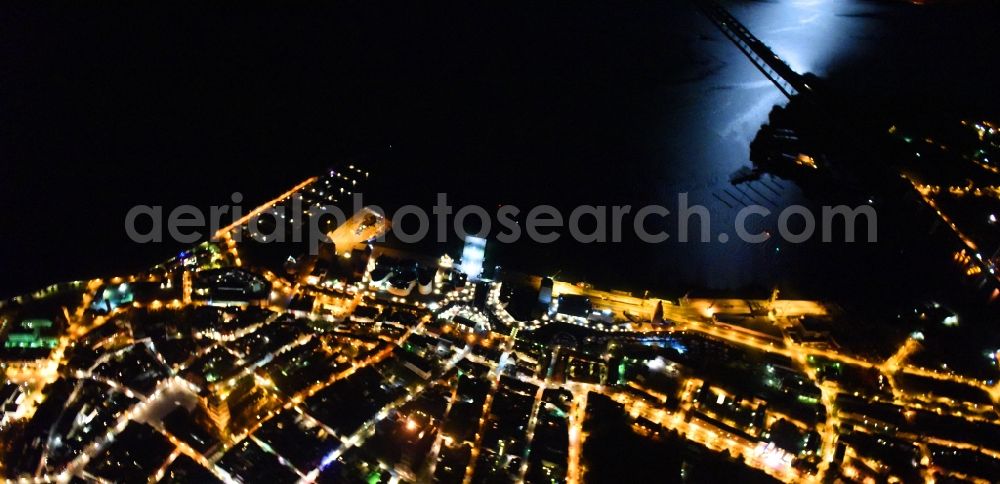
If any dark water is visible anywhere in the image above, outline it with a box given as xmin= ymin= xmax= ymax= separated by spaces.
xmin=3 ymin=0 xmax=999 ymax=306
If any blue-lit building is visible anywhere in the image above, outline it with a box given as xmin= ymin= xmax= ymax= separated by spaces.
xmin=459 ymin=236 xmax=487 ymax=281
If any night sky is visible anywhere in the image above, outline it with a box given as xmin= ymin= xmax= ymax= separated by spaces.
xmin=3 ymin=1 xmax=1000 ymax=299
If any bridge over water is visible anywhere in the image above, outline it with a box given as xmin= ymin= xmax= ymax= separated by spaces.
xmin=698 ymin=1 xmax=813 ymax=99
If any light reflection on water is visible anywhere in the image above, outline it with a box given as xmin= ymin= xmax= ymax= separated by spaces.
xmin=741 ymin=0 xmax=868 ymax=76
xmin=710 ymin=0 xmax=880 ymax=164
xmin=645 ymin=0 xmax=883 ymax=289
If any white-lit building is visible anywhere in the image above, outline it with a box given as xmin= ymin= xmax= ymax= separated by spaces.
xmin=459 ymin=236 xmax=487 ymax=281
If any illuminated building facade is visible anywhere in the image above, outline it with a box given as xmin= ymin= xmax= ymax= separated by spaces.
xmin=459 ymin=236 xmax=487 ymax=281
